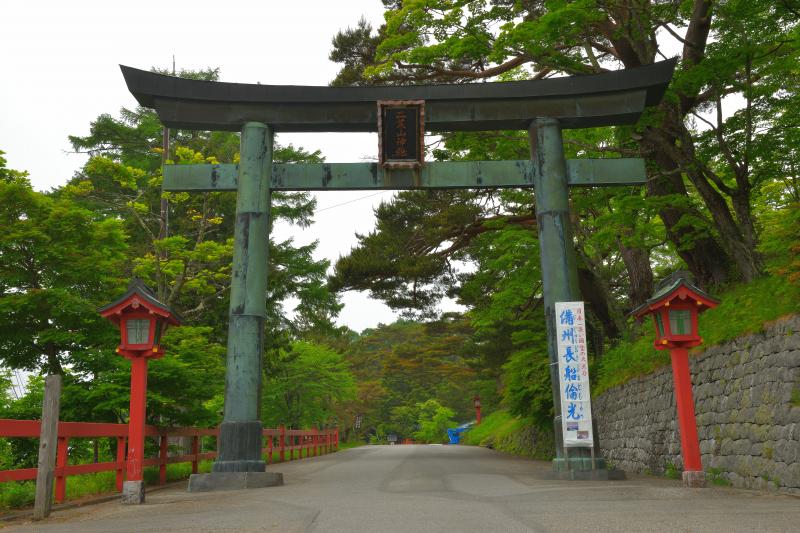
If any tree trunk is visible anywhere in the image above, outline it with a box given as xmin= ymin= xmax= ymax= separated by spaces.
xmin=577 ymin=266 xmax=623 ymax=341
xmin=641 ymin=134 xmax=731 ymax=287
xmin=617 ymin=238 xmax=654 ymax=308
xmin=672 ymin=128 xmax=763 ymax=281
xmin=44 ymin=344 xmax=63 ymax=376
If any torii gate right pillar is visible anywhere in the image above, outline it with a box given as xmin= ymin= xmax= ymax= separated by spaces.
xmin=529 ymin=118 xmax=602 ymax=472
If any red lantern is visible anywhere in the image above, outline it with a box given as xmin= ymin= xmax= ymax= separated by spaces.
xmin=634 ymin=273 xmax=718 ymax=351
xmin=473 ymin=395 xmax=482 ymax=425
xmin=632 ymin=271 xmax=718 ymax=487
xmin=99 ymin=279 xmax=180 ymax=503
xmin=99 ymin=279 xmax=181 ymax=359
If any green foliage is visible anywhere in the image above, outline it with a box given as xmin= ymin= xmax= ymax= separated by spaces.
xmin=412 ymin=399 xmax=456 ymax=444
xmin=461 ymin=410 xmax=520 ymax=447
xmin=665 ymin=462 xmax=681 ymax=480
xmin=262 ymin=341 xmax=356 ymax=428
xmin=759 ymin=204 xmax=800 ymax=284
xmin=0 ymin=461 xmax=216 ymax=511
xmin=461 ymin=410 xmax=553 ymax=460
xmin=791 ymin=384 xmax=800 ymax=408
xmin=0 ymin=168 xmax=127 ymax=375
xmin=0 ymin=150 xmax=29 ymax=183
xmin=706 ymin=467 xmax=733 ymax=487
xmin=339 ymin=315 xmax=487 ymax=442
xmin=0 ymin=481 xmax=35 ymax=510
xmin=337 ymin=440 xmax=364 ymax=451
xmin=596 ymin=275 xmax=800 ymax=394
xmin=501 ymin=348 xmax=552 ymax=426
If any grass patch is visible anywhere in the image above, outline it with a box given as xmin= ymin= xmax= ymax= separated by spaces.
xmin=791 ymin=384 xmax=800 ymax=407
xmin=707 ymin=467 xmax=732 ymax=486
xmin=0 ymin=461 xmax=218 ymax=512
xmin=460 ymin=410 xmax=553 ymax=460
xmin=0 ymin=444 xmax=343 ymax=512
xmin=664 ymin=462 xmax=680 ymax=480
xmin=0 ymin=481 xmax=35 ymax=511
xmin=338 ymin=441 xmax=365 ymax=451
xmin=461 ymin=410 xmax=522 ymax=447
xmin=596 ymin=275 xmax=800 ymax=395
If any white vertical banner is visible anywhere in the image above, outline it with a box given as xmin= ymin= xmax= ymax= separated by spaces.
xmin=555 ymin=301 xmax=594 ymax=448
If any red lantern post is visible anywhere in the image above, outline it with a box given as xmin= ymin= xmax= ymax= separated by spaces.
xmin=633 ymin=272 xmax=718 ymax=487
xmin=473 ymin=395 xmax=482 ymax=425
xmin=99 ymin=280 xmax=180 ymax=504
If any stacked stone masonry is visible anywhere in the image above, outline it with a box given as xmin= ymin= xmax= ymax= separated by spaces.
xmin=595 ymin=315 xmax=800 ymax=494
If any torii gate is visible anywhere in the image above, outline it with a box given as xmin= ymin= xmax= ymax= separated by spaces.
xmin=121 ymin=59 xmax=675 ymax=488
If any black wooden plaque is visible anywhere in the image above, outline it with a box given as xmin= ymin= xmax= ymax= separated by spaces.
xmin=378 ymin=101 xmax=424 ymax=168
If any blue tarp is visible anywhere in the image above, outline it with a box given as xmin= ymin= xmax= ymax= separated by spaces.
xmin=446 ymin=423 xmax=474 ymax=444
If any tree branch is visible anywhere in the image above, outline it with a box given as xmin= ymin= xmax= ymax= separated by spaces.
xmin=394 ymin=54 xmax=531 ymax=80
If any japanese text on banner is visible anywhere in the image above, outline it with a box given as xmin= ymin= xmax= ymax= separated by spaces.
xmin=555 ymin=301 xmax=594 ymax=448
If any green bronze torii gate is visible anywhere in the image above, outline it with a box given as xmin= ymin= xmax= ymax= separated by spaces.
xmin=121 ymin=59 xmax=675 ymax=487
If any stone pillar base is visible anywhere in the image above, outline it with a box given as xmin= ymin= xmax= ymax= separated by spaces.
xmin=683 ymin=470 xmax=706 ymax=488
xmin=121 ymin=480 xmax=145 ymax=504
xmin=187 ymin=471 xmax=283 ymax=492
xmin=212 ymin=420 xmax=266 ymax=473
xmin=549 ymin=457 xmax=626 ymax=480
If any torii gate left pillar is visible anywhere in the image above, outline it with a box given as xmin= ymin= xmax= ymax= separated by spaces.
xmin=188 ymin=122 xmax=284 ymax=491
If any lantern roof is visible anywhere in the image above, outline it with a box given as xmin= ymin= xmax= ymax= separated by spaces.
xmin=98 ymin=278 xmax=182 ymax=325
xmin=632 ymin=271 xmax=719 ymax=319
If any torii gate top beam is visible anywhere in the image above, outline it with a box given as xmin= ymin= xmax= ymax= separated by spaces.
xmin=120 ymin=60 xmax=675 ymax=133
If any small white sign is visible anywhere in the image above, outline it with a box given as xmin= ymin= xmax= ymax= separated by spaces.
xmin=555 ymin=301 xmax=594 ymax=448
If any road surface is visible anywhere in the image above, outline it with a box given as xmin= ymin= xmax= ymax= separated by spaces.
xmin=5 ymin=445 xmax=799 ymax=532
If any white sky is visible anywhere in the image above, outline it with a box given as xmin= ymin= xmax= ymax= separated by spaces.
xmin=0 ymin=0 xmax=465 ymax=333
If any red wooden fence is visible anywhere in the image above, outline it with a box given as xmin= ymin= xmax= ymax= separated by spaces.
xmin=0 ymin=419 xmax=338 ymax=503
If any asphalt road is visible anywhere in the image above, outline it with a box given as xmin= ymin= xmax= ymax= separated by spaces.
xmin=5 ymin=445 xmax=799 ymax=532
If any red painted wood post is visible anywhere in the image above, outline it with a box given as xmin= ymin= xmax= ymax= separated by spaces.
xmin=313 ymin=431 xmax=318 ymax=457
xmin=54 ymin=436 xmax=68 ymax=503
xmin=191 ymin=435 xmax=199 ymax=474
xmin=116 ymin=436 xmax=126 ymax=492
xmin=670 ymin=347 xmax=703 ymax=472
xmin=279 ymin=425 xmax=286 ymax=463
xmin=126 ymin=356 xmax=148 ymax=482
xmin=159 ymin=434 xmax=168 ymax=485
xmin=267 ymin=432 xmax=273 ymax=465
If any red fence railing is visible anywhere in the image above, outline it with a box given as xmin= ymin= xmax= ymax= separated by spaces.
xmin=0 ymin=419 xmax=338 ymax=503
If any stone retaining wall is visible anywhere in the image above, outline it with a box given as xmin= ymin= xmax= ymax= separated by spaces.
xmin=594 ymin=315 xmax=800 ymax=494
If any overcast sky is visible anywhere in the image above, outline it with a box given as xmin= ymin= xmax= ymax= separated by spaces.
xmin=0 ymin=1 xmax=468 ymax=332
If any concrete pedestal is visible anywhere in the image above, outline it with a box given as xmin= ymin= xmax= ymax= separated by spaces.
xmin=549 ymin=457 xmax=626 ymax=480
xmin=187 ymin=471 xmax=283 ymax=492
xmin=121 ymin=480 xmax=145 ymax=504
xmin=683 ymin=470 xmax=706 ymax=488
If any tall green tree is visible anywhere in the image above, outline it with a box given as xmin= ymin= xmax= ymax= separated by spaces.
xmin=261 ymin=341 xmax=356 ymax=428
xmin=0 ymin=157 xmax=127 ymax=375
xmin=331 ymin=0 xmax=800 ymax=285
